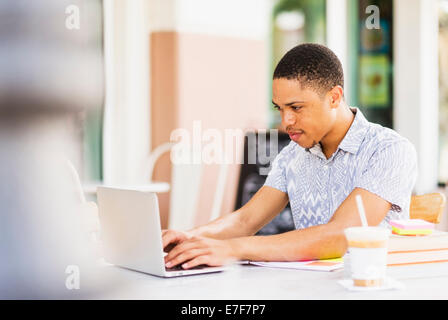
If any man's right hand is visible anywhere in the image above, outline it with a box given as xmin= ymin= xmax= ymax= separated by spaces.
xmin=161 ymin=229 xmax=193 ymax=253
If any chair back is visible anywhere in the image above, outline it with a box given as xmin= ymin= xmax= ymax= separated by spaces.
xmin=147 ymin=143 xmax=228 ymax=230
xmin=410 ymin=192 xmax=446 ymax=224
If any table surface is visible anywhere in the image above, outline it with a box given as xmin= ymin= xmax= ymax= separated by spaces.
xmin=95 ymin=263 xmax=448 ymax=300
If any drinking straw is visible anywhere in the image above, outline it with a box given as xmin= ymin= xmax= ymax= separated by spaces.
xmin=355 ymin=195 xmax=368 ymax=227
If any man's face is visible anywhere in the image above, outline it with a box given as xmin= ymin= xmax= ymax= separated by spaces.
xmin=272 ymin=78 xmax=336 ymax=149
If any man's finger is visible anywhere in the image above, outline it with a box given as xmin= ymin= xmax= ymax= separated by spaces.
xmin=162 ymin=230 xmax=181 ymax=249
xmin=164 ymin=239 xmax=202 ymax=264
xmin=163 ymin=243 xmax=177 ymax=253
xmin=165 ymin=249 xmax=207 ymax=269
xmin=181 ymin=255 xmax=210 ymax=270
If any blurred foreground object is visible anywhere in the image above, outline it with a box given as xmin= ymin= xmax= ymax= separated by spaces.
xmin=0 ymin=0 xmax=115 ymax=298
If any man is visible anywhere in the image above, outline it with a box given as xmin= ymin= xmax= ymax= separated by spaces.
xmin=162 ymin=43 xmax=418 ymax=270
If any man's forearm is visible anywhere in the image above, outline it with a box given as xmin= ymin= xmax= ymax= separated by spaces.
xmin=186 ymin=186 xmax=287 ymax=241
xmin=188 ymin=186 xmax=288 ymax=240
xmin=229 ymin=222 xmax=348 ymax=262
xmin=188 ymin=208 xmax=256 ymax=240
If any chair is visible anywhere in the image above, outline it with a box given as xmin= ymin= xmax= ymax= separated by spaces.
xmin=147 ymin=142 xmax=229 ymax=230
xmin=410 ymin=192 xmax=447 ymax=224
xmin=66 ymin=160 xmax=101 ymax=230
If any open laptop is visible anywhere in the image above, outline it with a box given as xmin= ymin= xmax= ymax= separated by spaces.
xmin=97 ymin=187 xmax=227 ymax=277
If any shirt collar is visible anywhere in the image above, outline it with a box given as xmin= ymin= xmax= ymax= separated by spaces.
xmin=338 ymin=107 xmax=369 ymax=155
xmin=306 ymin=107 xmax=369 ymax=158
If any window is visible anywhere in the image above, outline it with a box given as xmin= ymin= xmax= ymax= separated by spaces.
xmin=439 ymin=0 xmax=448 ymax=184
xmin=79 ymin=0 xmax=104 ymax=185
xmin=270 ymin=0 xmax=326 ymax=129
xmin=82 ymin=107 xmax=103 ymax=182
xmin=347 ymin=0 xmax=394 ymax=129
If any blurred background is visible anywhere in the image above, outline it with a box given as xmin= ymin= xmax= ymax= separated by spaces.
xmin=0 ymin=0 xmax=447 ymax=297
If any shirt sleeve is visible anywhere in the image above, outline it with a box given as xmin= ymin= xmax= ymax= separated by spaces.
xmin=354 ymin=140 xmax=418 ymax=213
xmin=263 ymin=143 xmax=292 ymax=193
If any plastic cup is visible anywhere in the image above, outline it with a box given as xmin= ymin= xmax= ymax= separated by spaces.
xmin=344 ymin=226 xmax=390 ymax=287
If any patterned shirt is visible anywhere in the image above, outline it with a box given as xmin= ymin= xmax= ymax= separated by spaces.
xmin=264 ymin=107 xmax=418 ymax=229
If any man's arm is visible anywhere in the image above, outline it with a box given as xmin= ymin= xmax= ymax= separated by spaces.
xmin=162 ymin=186 xmax=289 ymax=251
xmin=164 ymin=187 xmax=391 ymax=269
xmin=230 ymin=187 xmax=391 ymax=261
xmin=191 ymin=186 xmax=289 ymax=239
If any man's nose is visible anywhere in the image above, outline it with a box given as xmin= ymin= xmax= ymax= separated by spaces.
xmin=282 ymin=109 xmax=296 ymax=126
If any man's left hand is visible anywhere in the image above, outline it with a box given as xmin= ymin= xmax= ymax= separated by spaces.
xmin=164 ymin=236 xmax=239 ymax=269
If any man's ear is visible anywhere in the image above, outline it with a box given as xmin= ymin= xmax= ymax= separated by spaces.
xmin=328 ymin=86 xmax=344 ymax=109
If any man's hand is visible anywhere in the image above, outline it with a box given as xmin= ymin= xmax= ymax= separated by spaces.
xmin=162 ymin=229 xmax=193 ymax=253
xmin=164 ymin=236 xmax=239 ymax=269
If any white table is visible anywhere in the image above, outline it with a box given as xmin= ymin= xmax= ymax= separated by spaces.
xmin=94 ymin=263 xmax=448 ymax=300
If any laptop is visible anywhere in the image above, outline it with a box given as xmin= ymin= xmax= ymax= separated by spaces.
xmin=97 ymin=187 xmax=227 ymax=277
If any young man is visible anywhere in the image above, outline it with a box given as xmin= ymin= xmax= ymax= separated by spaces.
xmin=162 ymin=43 xmax=418 ymax=269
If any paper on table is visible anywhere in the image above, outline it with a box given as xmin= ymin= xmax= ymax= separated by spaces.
xmin=249 ymin=257 xmax=343 ymax=272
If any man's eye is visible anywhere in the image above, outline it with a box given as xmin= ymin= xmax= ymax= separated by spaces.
xmin=273 ymin=105 xmax=280 ymax=110
xmin=292 ymin=106 xmax=302 ymax=111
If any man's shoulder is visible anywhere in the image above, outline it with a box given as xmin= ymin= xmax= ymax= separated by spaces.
xmin=362 ymin=122 xmax=416 ymax=157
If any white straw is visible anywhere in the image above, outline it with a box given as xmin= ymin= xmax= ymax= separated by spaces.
xmin=355 ymin=195 xmax=368 ymax=227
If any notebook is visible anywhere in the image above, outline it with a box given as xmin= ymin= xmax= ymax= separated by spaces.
xmin=248 ymin=258 xmax=343 ymax=272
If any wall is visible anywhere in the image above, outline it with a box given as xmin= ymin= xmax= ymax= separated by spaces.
xmin=149 ymin=0 xmax=272 ymax=228
xmin=394 ymin=0 xmax=439 ymax=194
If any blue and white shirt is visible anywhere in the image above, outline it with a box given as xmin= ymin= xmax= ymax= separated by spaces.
xmin=264 ymin=108 xmax=418 ymax=229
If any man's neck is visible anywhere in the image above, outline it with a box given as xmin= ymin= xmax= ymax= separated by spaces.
xmin=320 ymin=104 xmax=355 ymax=159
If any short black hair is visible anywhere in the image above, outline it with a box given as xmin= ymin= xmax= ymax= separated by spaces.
xmin=273 ymin=43 xmax=344 ymax=95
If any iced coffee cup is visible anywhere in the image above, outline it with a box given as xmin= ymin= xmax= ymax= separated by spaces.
xmin=344 ymin=226 xmax=390 ymax=287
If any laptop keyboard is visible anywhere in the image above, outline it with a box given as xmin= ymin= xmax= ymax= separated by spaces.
xmin=165 ymin=264 xmax=209 ymax=272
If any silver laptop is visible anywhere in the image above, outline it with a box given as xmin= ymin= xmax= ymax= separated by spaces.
xmin=97 ymin=187 xmax=226 ymax=277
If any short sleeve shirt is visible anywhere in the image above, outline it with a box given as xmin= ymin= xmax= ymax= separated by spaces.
xmin=264 ymin=108 xmax=418 ymax=230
